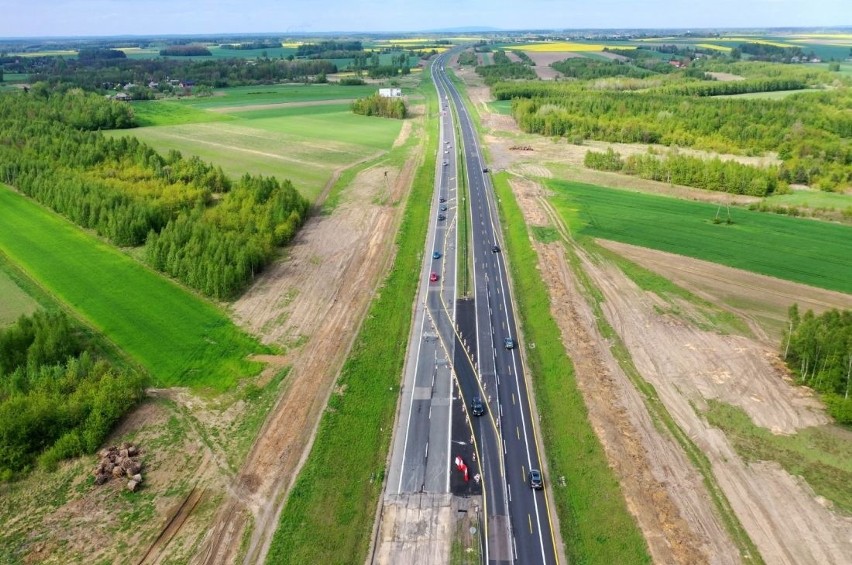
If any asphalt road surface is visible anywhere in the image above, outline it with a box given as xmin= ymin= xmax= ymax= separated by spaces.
xmin=434 ymin=55 xmax=559 ymax=565
xmin=385 ymin=54 xmax=559 ymax=564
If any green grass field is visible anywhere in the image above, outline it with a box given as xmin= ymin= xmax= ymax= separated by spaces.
xmin=548 ymin=180 xmax=852 ymax=294
xmin=117 ymin=104 xmax=401 ymax=202
xmin=717 ymin=88 xmax=823 ymax=99
xmin=116 ymin=85 xmax=404 ymax=202
xmin=0 ymin=266 xmax=39 ymax=326
xmin=765 ymin=189 xmax=852 ymax=211
xmin=0 ymin=184 xmax=268 ymax=389
xmin=487 ymin=100 xmax=512 ymax=115
xmin=178 ymin=83 xmax=379 ymax=109
xmin=130 ymin=101 xmax=234 ymax=127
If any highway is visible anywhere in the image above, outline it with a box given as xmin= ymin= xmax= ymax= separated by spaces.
xmin=385 ymin=54 xmax=558 ymax=564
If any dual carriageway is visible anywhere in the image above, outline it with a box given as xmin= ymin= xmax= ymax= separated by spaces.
xmin=383 ymin=54 xmax=559 ymax=565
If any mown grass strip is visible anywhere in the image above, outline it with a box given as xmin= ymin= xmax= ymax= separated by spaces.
xmin=266 ymin=77 xmax=437 ymax=563
xmin=492 ymin=172 xmax=651 ymax=563
xmin=0 ymin=185 xmax=267 ymax=389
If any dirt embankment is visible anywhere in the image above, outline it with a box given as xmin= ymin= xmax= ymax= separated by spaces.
xmin=596 ymin=240 xmax=852 ymax=344
xmin=584 ymin=250 xmax=852 ymax=564
xmin=190 ymin=121 xmax=419 ymax=564
xmin=511 ymin=177 xmax=740 ymax=564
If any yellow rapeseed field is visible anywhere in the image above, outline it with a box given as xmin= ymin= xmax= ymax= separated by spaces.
xmin=696 ymin=43 xmax=733 ymax=52
xmin=507 ymin=42 xmax=636 ymax=52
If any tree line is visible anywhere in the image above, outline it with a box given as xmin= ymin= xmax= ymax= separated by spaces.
xmin=0 ymin=311 xmax=145 ymax=479
xmin=584 ymin=148 xmax=783 ymax=196
xmin=551 ymin=57 xmax=658 ymax=80
xmin=457 ymin=51 xmax=478 ymax=66
xmin=0 ymin=90 xmax=310 ymax=298
xmin=475 ymin=50 xmax=537 ymax=85
xmin=159 ymin=45 xmax=213 ymax=57
xmin=493 ymin=82 xmax=850 ymax=190
xmin=146 ymin=174 xmax=309 ymax=299
xmin=661 ymin=77 xmax=806 ymax=97
xmin=296 ymin=40 xmax=363 ymax=58
xmin=24 ymin=57 xmax=338 ymax=91
xmin=351 ymin=93 xmax=407 ymax=119
xmin=784 ymin=305 xmax=852 ymax=423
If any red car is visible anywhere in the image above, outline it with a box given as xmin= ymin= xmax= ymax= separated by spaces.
xmin=430 ymin=272 xmax=439 ymax=282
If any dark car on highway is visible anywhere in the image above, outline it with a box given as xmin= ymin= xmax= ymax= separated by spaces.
xmin=504 ymin=337 xmax=515 ymax=349
xmin=492 ymin=244 xmax=500 ymax=253
xmin=432 ymin=251 xmax=441 ymax=260
xmin=471 ymin=396 xmax=485 ymax=416
xmin=529 ymin=469 xmax=543 ymax=489
xmin=438 ymin=214 xmax=446 ymax=221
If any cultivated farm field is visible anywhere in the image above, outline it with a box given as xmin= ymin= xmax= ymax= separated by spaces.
xmin=548 ymin=180 xmax=852 ymax=294
xmin=0 ymin=185 xmax=267 ymax=389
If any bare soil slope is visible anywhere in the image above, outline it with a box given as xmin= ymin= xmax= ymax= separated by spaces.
xmin=512 ymin=177 xmax=741 ymax=564
xmin=192 ymin=133 xmax=419 ymax=564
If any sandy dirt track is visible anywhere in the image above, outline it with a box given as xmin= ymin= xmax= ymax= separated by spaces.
xmin=180 ymin=115 xmax=420 ymax=564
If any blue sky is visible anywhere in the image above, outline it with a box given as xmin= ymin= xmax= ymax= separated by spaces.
xmin=1 ymin=0 xmax=849 ymax=37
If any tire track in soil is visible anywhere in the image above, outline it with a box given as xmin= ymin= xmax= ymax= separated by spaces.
xmin=136 ymin=486 xmax=207 ymax=565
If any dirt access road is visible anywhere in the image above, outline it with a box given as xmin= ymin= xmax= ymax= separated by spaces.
xmin=188 ymin=143 xmax=418 ymax=564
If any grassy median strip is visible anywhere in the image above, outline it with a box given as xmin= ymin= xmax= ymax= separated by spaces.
xmin=492 ymin=172 xmax=651 ymax=563
xmin=266 ymin=79 xmax=437 ymax=563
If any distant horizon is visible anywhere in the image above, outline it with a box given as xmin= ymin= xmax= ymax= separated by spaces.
xmin=2 ymin=24 xmax=852 ymax=42
xmin=1 ymin=0 xmax=849 ymax=39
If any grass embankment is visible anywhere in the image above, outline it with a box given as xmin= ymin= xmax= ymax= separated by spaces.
xmin=492 ymin=173 xmax=651 ymax=563
xmin=265 ymin=78 xmax=437 ymax=563
xmin=548 ymin=180 xmax=852 ymax=294
xmin=0 ymin=185 xmax=267 ymax=390
xmin=706 ymin=401 xmax=852 ymax=515
xmin=451 ymin=99 xmax=472 ymax=297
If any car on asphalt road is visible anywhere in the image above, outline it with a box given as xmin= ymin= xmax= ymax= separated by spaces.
xmin=482 ymin=167 xmax=489 ymax=173
xmin=440 ymin=204 xmax=447 ymax=211
xmin=438 ymin=214 xmax=446 ymax=221
xmin=432 ymin=251 xmax=441 ymax=260
xmin=504 ymin=337 xmax=515 ymax=349
xmin=492 ymin=244 xmax=500 ymax=253
xmin=471 ymin=396 xmax=485 ymax=416
xmin=529 ymin=469 xmax=543 ymax=489
xmin=430 ymin=272 xmax=439 ymax=282
xmin=439 ymin=197 xmax=446 ymax=203
xmin=443 ymin=161 xmax=448 ymax=167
